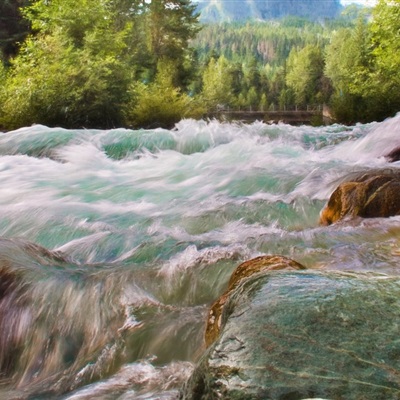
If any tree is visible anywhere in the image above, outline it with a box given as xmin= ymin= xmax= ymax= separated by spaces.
xmin=366 ymin=0 xmax=400 ymax=119
xmin=24 ymin=0 xmax=111 ymax=46
xmin=127 ymin=59 xmax=204 ymax=128
xmin=244 ymin=56 xmax=261 ymax=90
xmin=324 ymin=3 xmax=400 ymax=123
xmin=286 ymin=44 xmax=325 ymax=106
xmin=144 ymin=0 xmax=200 ymax=85
xmin=0 ymin=60 xmax=6 ymax=128
xmin=259 ymin=93 xmax=268 ymax=111
xmin=247 ymin=86 xmax=259 ymax=110
xmin=229 ymin=62 xmax=245 ymax=98
xmin=370 ymin=0 xmax=400 ymax=78
xmin=324 ymin=16 xmax=373 ymax=122
xmin=0 ymin=0 xmax=135 ymax=129
xmin=202 ymin=56 xmax=233 ymax=109
xmin=146 ymin=0 xmax=199 ymax=60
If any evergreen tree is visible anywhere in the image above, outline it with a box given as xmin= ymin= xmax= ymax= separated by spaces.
xmin=145 ymin=0 xmax=200 ymax=85
xmin=286 ymin=44 xmax=325 ymax=106
xmin=202 ymin=56 xmax=233 ymax=109
xmin=324 ymin=17 xmax=371 ymax=122
xmin=247 ymin=86 xmax=259 ymax=110
xmin=146 ymin=0 xmax=199 ymax=61
xmin=259 ymin=93 xmax=268 ymax=111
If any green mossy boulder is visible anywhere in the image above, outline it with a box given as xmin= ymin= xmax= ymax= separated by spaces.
xmin=181 ymin=270 xmax=400 ymax=399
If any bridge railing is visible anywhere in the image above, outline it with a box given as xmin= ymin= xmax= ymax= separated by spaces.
xmin=214 ymin=104 xmax=323 ymax=113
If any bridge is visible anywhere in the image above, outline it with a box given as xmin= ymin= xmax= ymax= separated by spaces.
xmin=208 ymin=105 xmax=334 ymax=125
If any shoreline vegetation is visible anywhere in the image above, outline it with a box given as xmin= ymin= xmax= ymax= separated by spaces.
xmin=0 ymin=0 xmax=399 ymax=131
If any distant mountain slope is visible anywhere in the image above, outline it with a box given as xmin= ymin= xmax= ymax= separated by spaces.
xmin=196 ymin=0 xmax=342 ymax=22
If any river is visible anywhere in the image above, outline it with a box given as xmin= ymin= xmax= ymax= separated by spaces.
xmin=0 ymin=115 xmax=400 ymax=399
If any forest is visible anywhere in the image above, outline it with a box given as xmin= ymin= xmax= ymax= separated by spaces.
xmin=0 ymin=0 xmax=400 ymax=130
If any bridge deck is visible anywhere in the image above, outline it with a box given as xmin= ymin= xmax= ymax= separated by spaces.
xmin=208 ymin=108 xmax=332 ymax=125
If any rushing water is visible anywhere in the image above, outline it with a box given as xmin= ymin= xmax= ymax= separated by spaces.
xmin=0 ymin=115 xmax=400 ymax=399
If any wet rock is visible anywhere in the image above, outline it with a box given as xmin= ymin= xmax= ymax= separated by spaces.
xmin=205 ymin=255 xmax=306 ymax=347
xmin=385 ymin=146 xmax=400 ymax=162
xmin=181 ymin=270 xmax=400 ymax=400
xmin=320 ymin=170 xmax=400 ymax=225
xmin=0 ymin=238 xmax=128 ymax=394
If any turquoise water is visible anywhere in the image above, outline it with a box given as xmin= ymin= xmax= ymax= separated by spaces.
xmin=0 ymin=116 xmax=400 ymax=399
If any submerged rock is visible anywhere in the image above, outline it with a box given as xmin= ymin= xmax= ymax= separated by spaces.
xmin=205 ymin=255 xmax=306 ymax=347
xmin=320 ymin=170 xmax=400 ymax=225
xmin=181 ymin=270 xmax=400 ymax=400
xmin=0 ymin=238 xmax=129 ymax=395
xmin=385 ymin=146 xmax=400 ymax=162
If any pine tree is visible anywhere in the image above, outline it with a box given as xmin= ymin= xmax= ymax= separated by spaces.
xmin=146 ymin=0 xmax=200 ymax=62
xmin=202 ymin=56 xmax=233 ymax=109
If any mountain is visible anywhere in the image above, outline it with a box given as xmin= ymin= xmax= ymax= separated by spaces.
xmin=195 ymin=0 xmax=343 ymax=22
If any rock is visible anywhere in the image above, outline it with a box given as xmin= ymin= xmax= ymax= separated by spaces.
xmin=205 ymin=255 xmax=306 ymax=347
xmin=181 ymin=270 xmax=400 ymax=400
xmin=385 ymin=146 xmax=400 ymax=162
xmin=320 ymin=170 xmax=400 ymax=225
xmin=0 ymin=238 xmax=128 ymax=393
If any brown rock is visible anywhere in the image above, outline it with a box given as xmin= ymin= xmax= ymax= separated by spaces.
xmin=320 ymin=170 xmax=400 ymax=225
xmin=385 ymin=146 xmax=400 ymax=162
xmin=204 ymin=255 xmax=306 ymax=347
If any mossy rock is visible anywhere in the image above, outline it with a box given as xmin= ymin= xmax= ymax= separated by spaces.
xmin=181 ymin=270 xmax=400 ymax=400
xmin=205 ymin=255 xmax=306 ymax=347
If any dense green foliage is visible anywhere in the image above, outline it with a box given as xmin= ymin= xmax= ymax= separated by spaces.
xmin=190 ymin=17 xmax=348 ymax=112
xmin=127 ymin=59 xmax=205 ymax=128
xmin=323 ymin=1 xmax=400 ymax=122
xmin=0 ymin=0 xmax=200 ymax=129
xmin=0 ymin=1 xmax=399 ymax=129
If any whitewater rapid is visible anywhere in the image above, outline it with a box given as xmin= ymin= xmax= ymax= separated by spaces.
xmin=0 ymin=115 xmax=400 ymax=399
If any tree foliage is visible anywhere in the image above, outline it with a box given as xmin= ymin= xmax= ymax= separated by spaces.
xmin=1 ymin=1 xmax=400 ymax=129
xmin=324 ymin=4 xmax=400 ymax=123
xmin=127 ymin=59 xmax=204 ymax=128
xmin=202 ymin=56 xmax=234 ymax=108
xmin=286 ymin=44 xmax=326 ymax=106
xmin=0 ymin=0 xmax=200 ymax=129
xmin=324 ymin=21 xmax=370 ymax=123
xmin=366 ymin=0 xmax=400 ymax=119
xmin=1 ymin=0 xmax=134 ymax=129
